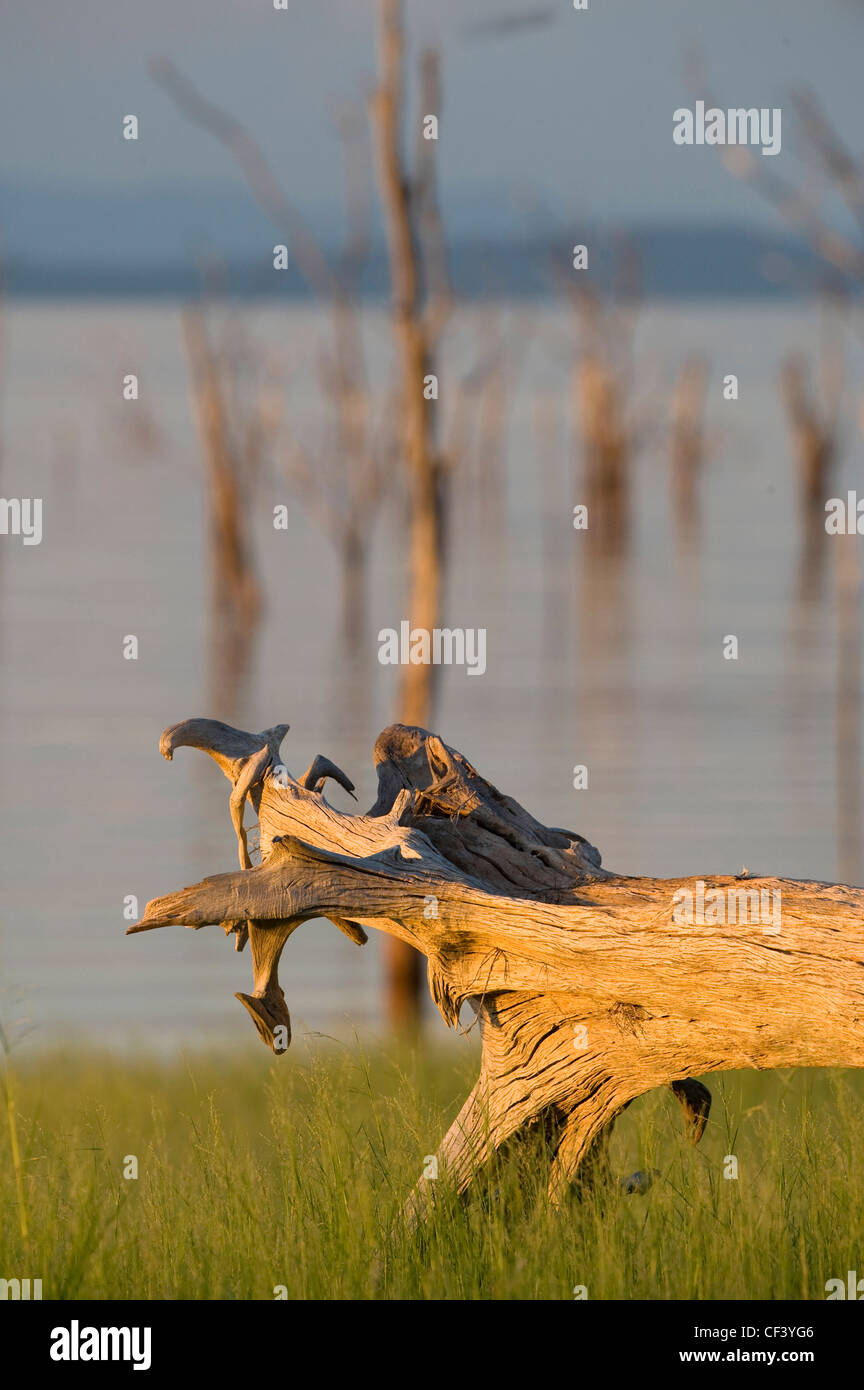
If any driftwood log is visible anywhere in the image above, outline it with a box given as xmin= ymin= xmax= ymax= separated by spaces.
xmin=130 ymin=718 xmax=864 ymax=1219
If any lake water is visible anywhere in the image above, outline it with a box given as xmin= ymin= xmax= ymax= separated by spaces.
xmin=1 ymin=297 xmax=862 ymax=1054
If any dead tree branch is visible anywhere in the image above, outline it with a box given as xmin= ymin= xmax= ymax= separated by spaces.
xmin=130 ymin=716 xmax=864 ymax=1221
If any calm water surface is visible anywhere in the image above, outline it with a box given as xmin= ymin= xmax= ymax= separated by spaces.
xmin=1 ymin=298 xmax=861 ymax=1052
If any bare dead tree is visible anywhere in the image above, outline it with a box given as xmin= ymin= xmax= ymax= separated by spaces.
xmin=669 ymin=352 xmax=708 ymax=550
xmin=182 ymin=307 xmax=266 ymax=623
xmin=694 ymin=78 xmax=856 ymax=573
xmin=369 ymin=0 xmax=454 ymax=1030
xmin=370 ymin=1 xmax=451 ymax=722
xmin=559 ymin=249 xmax=645 ymax=756
xmin=152 ymin=57 xmax=389 ymax=640
xmin=715 ymin=91 xmax=864 ymax=286
xmin=153 ymin=27 xmax=455 ymax=1028
xmin=182 ymin=307 xmax=278 ymax=713
xmin=782 ymin=356 xmax=836 ymax=511
xmin=131 ymin=716 xmax=864 ymax=1228
xmin=835 ymin=533 xmax=863 ymax=886
xmin=689 ymin=70 xmax=860 ymax=513
xmin=442 ymin=306 xmax=523 ymax=552
xmin=780 ymin=321 xmax=844 ymax=597
xmin=0 ymin=263 xmax=5 ymax=594
xmin=703 ymin=79 xmax=863 ymax=890
xmin=288 ymin=103 xmax=394 ymax=641
xmin=562 ymin=246 xmax=642 ymax=563
xmin=575 ymin=301 xmax=631 ymax=557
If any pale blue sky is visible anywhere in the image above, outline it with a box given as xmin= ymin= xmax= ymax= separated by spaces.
xmin=0 ymin=0 xmax=861 ymax=258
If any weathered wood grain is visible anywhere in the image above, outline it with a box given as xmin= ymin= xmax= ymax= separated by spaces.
xmin=130 ymin=717 xmax=864 ymax=1216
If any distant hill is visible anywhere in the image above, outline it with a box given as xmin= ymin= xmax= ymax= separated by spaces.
xmin=0 ymin=180 xmax=840 ymax=298
xmin=3 ymin=229 xmax=839 ymax=299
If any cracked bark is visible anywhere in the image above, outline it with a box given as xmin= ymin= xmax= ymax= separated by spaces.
xmin=130 ymin=717 xmax=864 ymax=1218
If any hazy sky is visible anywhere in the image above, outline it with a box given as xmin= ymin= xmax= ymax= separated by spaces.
xmin=0 ymin=0 xmax=861 ymax=255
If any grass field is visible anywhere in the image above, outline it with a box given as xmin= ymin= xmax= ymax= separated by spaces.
xmin=2 ymin=1040 xmax=863 ymax=1300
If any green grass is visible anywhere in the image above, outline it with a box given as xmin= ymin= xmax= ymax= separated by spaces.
xmin=2 ymin=1041 xmax=863 ymax=1300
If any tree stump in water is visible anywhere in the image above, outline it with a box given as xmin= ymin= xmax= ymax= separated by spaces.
xmin=130 ymin=717 xmax=864 ymax=1220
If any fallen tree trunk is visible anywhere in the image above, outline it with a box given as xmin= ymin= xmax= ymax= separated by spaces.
xmin=130 ymin=717 xmax=864 ymax=1217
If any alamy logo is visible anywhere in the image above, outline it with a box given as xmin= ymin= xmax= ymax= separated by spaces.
xmin=671 ymin=881 xmax=782 ymax=934
xmin=825 ymin=1271 xmax=864 ymax=1299
xmin=50 ymin=1321 xmax=152 ymax=1371
xmin=378 ymin=621 xmax=486 ymax=676
xmin=0 ymin=497 xmax=42 ymax=545
xmin=825 ymin=492 xmax=864 ymax=534
xmin=673 ymin=102 xmax=781 ymax=157
xmin=0 ymin=1277 xmax=42 ymax=1299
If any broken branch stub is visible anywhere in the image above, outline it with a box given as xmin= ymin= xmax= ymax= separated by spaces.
xmin=131 ymin=717 xmax=864 ymax=1211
